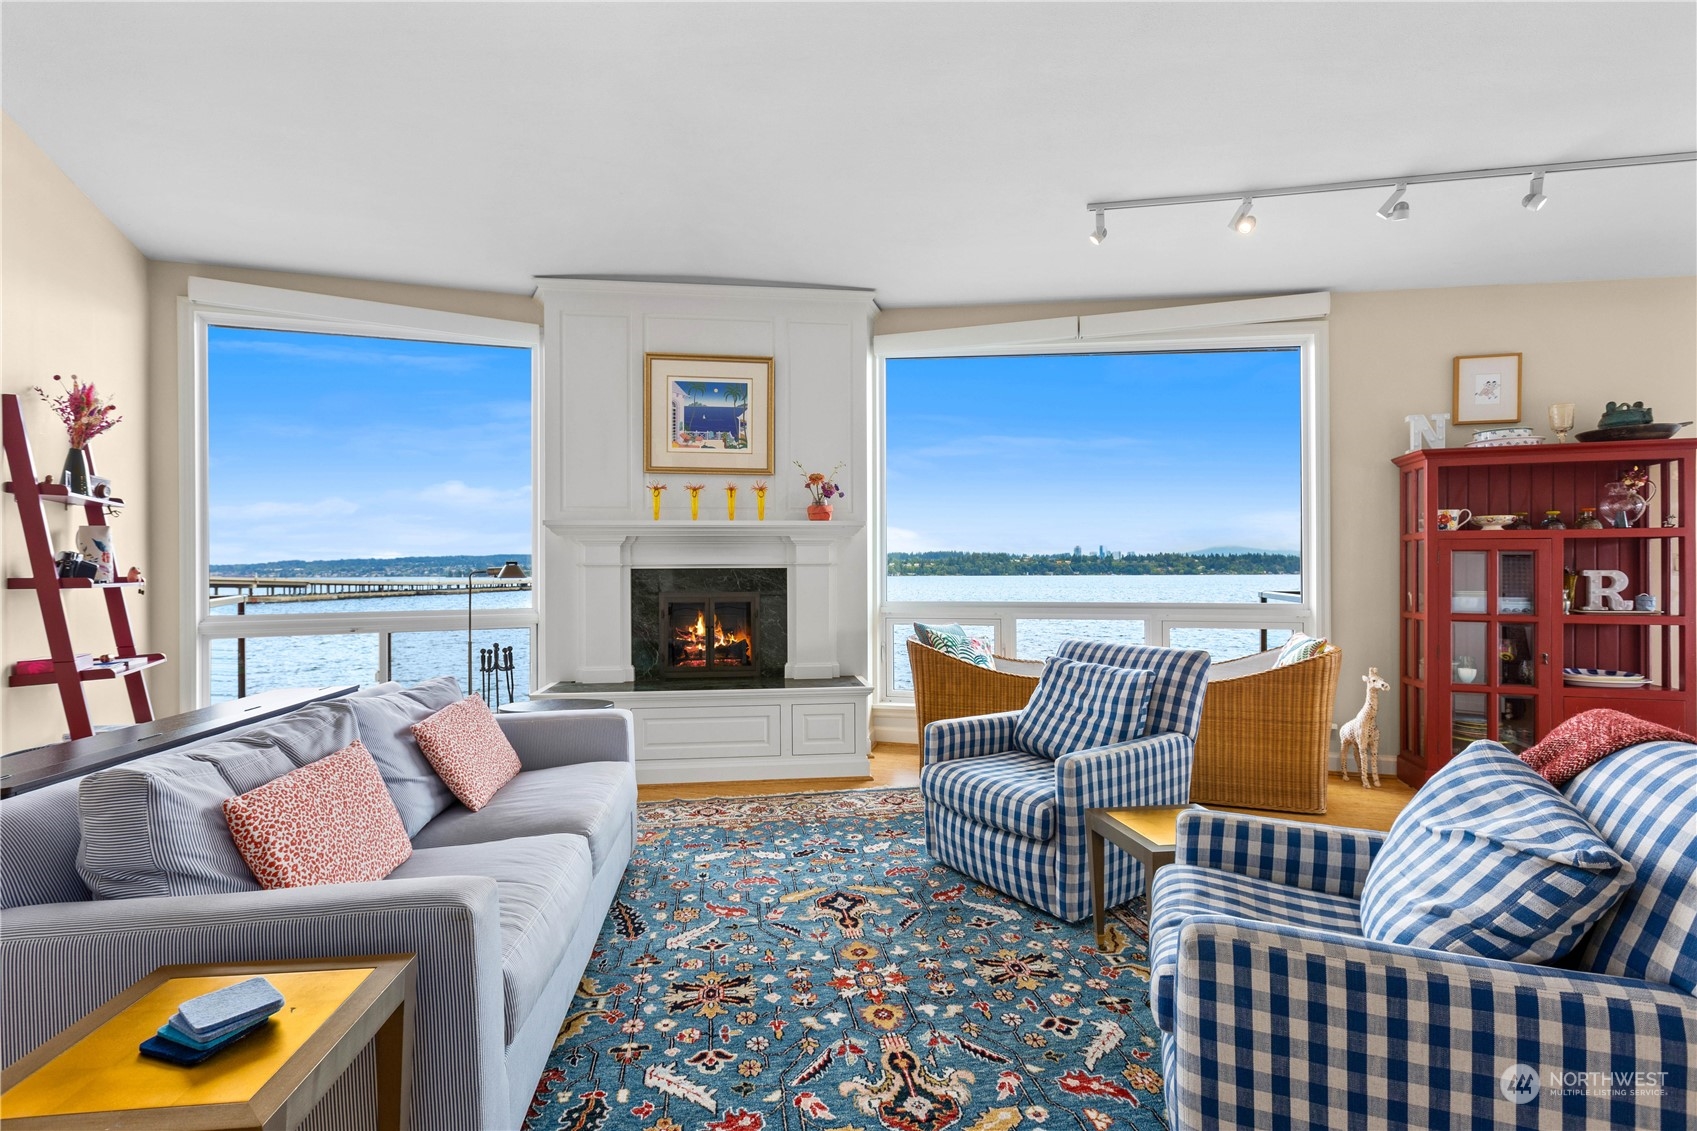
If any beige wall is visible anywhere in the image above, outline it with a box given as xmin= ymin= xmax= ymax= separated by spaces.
xmin=2 ymin=114 xmax=151 ymax=753
xmin=143 ymin=262 xmax=540 ymax=714
xmin=875 ymin=277 xmax=1697 ymax=770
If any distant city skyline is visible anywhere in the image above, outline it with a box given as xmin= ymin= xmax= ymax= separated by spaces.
xmin=885 ymin=349 xmax=1302 ymax=554
xmin=207 ymin=327 xmax=533 ymax=564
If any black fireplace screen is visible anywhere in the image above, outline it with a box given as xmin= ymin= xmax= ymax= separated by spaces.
xmin=661 ymin=593 xmax=759 ymax=675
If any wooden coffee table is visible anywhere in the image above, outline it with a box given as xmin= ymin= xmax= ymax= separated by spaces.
xmin=1087 ymin=805 xmax=1193 ymax=944
xmin=1 ymin=954 xmax=415 ymax=1130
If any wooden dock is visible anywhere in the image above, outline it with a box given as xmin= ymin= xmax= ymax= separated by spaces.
xmin=208 ymin=576 xmax=531 ymax=605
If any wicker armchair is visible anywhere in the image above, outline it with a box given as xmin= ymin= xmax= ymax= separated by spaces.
xmin=1190 ymin=645 xmax=1343 ymax=814
xmin=906 ymin=638 xmax=1039 ymax=739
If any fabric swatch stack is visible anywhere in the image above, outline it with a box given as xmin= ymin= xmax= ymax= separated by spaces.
xmin=139 ymin=976 xmax=285 ymax=1066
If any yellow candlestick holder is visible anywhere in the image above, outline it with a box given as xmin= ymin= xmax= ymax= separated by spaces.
xmin=725 ymin=485 xmax=738 ymax=521
xmin=647 ymin=484 xmax=666 ymax=521
xmin=753 ymin=482 xmax=768 ymax=521
xmin=685 ymin=484 xmax=703 ymax=521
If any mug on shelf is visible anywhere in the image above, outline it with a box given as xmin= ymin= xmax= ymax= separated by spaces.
xmin=1437 ymin=508 xmax=1472 ymax=531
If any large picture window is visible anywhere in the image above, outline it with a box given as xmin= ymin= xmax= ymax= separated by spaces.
xmin=187 ymin=283 xmax=539 ymax=703
xmin=877 ymin=318 xmax=1325 ymax=697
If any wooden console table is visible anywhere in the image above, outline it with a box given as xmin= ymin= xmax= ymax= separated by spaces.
xmin=0 ymin=685 xmax=358 ymax=798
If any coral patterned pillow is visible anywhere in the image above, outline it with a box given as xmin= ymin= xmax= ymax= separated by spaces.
xmin=221 ymin=740 xmax=412 ymax=889
xmin=409 ymin=695 xmax=521 ymax=811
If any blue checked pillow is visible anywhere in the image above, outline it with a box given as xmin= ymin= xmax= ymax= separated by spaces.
xmin=914 ymin=623 xmax=993 ymax=669
xmin=1013 ymin=656 xmax=1153 ymax=760
xmin=1359 ymin=743 xmax=1635 ymax=964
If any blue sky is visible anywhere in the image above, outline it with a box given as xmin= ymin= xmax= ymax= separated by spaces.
xmin=885 ymin=350 xmax=1301 ymax=554
xmin=207 ymin=327 xmax=532 ymax=564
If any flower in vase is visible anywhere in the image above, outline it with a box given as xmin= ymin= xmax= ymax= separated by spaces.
xmin=794 ymin=462 xmax=845 ymax=506
xmin=35 ymin=375 xmax=122 ymax=448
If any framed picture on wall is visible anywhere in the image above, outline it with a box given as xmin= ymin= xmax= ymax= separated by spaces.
xmin=1452 ymin=353 xmax=1523 ymax=425
xmin=644 ymin=353 xmax=776 ymax=474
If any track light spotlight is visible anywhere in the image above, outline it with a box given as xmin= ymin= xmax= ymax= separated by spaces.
xmin=1089 ymin=210 xmax=1107 ymax=245
xmin=1521 ymin=171 xmax=1547 ymax=211
xmin=1228 ymin=197 xmax=1257 ymax=235
xmin=1377 ymin=183 xmax=1410 ymax=221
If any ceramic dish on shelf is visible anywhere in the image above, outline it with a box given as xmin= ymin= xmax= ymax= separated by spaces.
xmin=1562 ymin=668 xmax=1651 ymax=688
xmin=1466 ymin=435 xmax=1546 ymax=448
xmin=1575 ymin=422 xmax=1690 ymax=443
xmin=1469 ymin=514 xmax=1519 ymax=530
xmin=1498 ymin=598 xmax=1534 ymax=614
xmin=1472 ymin=426 xmax=1535 ymax=443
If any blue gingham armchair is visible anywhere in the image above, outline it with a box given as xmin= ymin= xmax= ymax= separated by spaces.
xmin=1151 ymin=738 xmax=1697 ymax=1129
xmin=919 ymin=641 xmax=1210 ymax=922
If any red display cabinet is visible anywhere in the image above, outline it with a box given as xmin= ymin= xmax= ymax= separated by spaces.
xmin=1393 ymin=438 xmax=1694 ymax=786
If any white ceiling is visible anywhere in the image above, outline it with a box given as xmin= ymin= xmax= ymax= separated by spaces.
xmin=3 ymin=2 xmax=1694 ymax=308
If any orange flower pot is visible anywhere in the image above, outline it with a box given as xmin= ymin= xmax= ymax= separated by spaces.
xmin=807 ymin=503 xmax=834 ymax=522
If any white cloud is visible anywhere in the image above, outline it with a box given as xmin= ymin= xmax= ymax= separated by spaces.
xmin=886 ymin=526 xmax=930 ymax=552
xmin=211 ymin=496 xmax=359 ymax=520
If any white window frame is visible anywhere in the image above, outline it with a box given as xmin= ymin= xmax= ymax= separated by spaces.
xmin=872 ymin=297 xmax=1330 ymax=707
xmin=177 ymin=279 xmax=543 ymax=705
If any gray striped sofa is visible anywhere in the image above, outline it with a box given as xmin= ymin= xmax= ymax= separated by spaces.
xmin=0 ymin=689 xmax=637 ymax=1130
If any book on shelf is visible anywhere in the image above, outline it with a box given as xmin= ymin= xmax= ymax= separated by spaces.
xmin=11 ymin=654 xmax=95 ymax=676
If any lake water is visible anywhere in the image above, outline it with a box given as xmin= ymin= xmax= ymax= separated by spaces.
xmin=207 ymin=574 xmax=1301 ymax=700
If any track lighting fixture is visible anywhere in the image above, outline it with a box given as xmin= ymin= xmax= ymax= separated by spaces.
xmin=1521 ymin=171 xmax=1547 ymax=211
xmin=1377 ymin=183 xmax=1410 ymax=221
xmin=1228 ymin=197 xmax=1257 ymax=234
xmin=1082 ymin=150 xmax=1693 ymax=238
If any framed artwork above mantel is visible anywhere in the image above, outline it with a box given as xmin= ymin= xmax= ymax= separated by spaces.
xmin=643 ymin=353 xmax=775 ymax=474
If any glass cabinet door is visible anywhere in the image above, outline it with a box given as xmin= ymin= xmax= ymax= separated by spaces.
xmin=1445 ymin=542 xmax=1548 ymax=754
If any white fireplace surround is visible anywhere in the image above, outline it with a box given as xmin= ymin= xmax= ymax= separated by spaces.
xmin=550 ymin=521 xmax=859 ymax=684
xmin=532 ymin=279 xmax=877 ymax=782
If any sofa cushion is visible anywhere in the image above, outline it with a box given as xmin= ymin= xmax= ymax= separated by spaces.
xmin=1273 ymin=633 xmax=1330 ymax=667
xmin=411 ymin=762 xmax=635 ymax=870
xmin=1360 ymin=743 xmax=1634 ymax=964
xmin=411 ymin=696 xmax=522 ymax=811
xmin=223 ymin=740 xmax=412 ymax=889
xmin=1565 ymin=739 xmax=1697 ymax=994
xmin=1148 ymin=863 xmax=1362 ymax=1031
xmin=390 ymin=833 xmax=592 ymax=1043
xmin=1014 ymin=656 xmax=1151 ymax=758
xmin=920 ymin=751 xmax=1057 ymax=841
xmin=76 ymin=736 xmax=300 ymax=899
xmin=348 ymin=676 xmax=463 ymax=835
xmin=1053 ymin=641 xmax=1211 ymax=740
xmin=1 ymin=777 xmax=93 ymax=908
xmin=259 ymin=700 xmax=360 ymax=767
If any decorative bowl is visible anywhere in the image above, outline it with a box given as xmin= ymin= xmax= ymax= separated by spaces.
xmin=1470 ymin=514 xmax=1518 ymax=530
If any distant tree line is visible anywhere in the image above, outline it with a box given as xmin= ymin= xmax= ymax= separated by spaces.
xmin=209 ymin=554 xmax=532 ymax=578
xmin=887 ymin=550 xmax=1301 ymax=576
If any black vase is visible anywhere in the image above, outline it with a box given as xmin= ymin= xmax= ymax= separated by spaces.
xmin=62 ymin=447 xmax=90 ymax=495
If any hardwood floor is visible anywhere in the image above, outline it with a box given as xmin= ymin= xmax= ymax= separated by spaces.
xmin=638 ymin=742 xmax=1416 ymax=831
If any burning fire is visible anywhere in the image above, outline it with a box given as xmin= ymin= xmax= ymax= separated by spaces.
xmin=672 ymin=609 xmax=754 ymax=668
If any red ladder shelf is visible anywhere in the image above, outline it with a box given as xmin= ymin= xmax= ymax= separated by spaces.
xmin=2 ymin=392 xmax=163 ymax=740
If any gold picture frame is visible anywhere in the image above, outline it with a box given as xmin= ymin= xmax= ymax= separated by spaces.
xmin=1452 ymin=353 xmax=1523 ymax=426
xmin=644 ymin=353 xmax=775 ymax=474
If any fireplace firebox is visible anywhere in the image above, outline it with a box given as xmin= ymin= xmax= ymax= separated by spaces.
xmin=660 ymin=592 xmax=760 ymax=678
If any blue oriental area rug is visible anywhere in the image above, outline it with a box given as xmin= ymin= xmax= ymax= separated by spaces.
xmin=525 ymin=789 xmax=1169 ymax=1131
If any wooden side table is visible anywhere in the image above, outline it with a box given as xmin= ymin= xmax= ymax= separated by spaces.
xmin=1087 ymin=806 xmax=1192 ymax=945
xmin=1 ymin=955 xmax=416 ymax=1130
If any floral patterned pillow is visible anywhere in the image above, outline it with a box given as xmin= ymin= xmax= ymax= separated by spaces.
xmin=914 ymin=623 xmax=994 ymax=668
xmin=222 ymin=740 xmax=412 ymax=889
xmin=410 ymin=695 xmax=522 ymax=811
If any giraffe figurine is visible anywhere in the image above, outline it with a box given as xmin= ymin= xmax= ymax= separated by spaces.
xmin=1339 ymin=666 xmax=1390 ymax=788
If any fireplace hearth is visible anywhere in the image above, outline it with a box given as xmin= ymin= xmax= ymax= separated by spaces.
xmin=661 ymin=592 xmax=759 ymax=677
